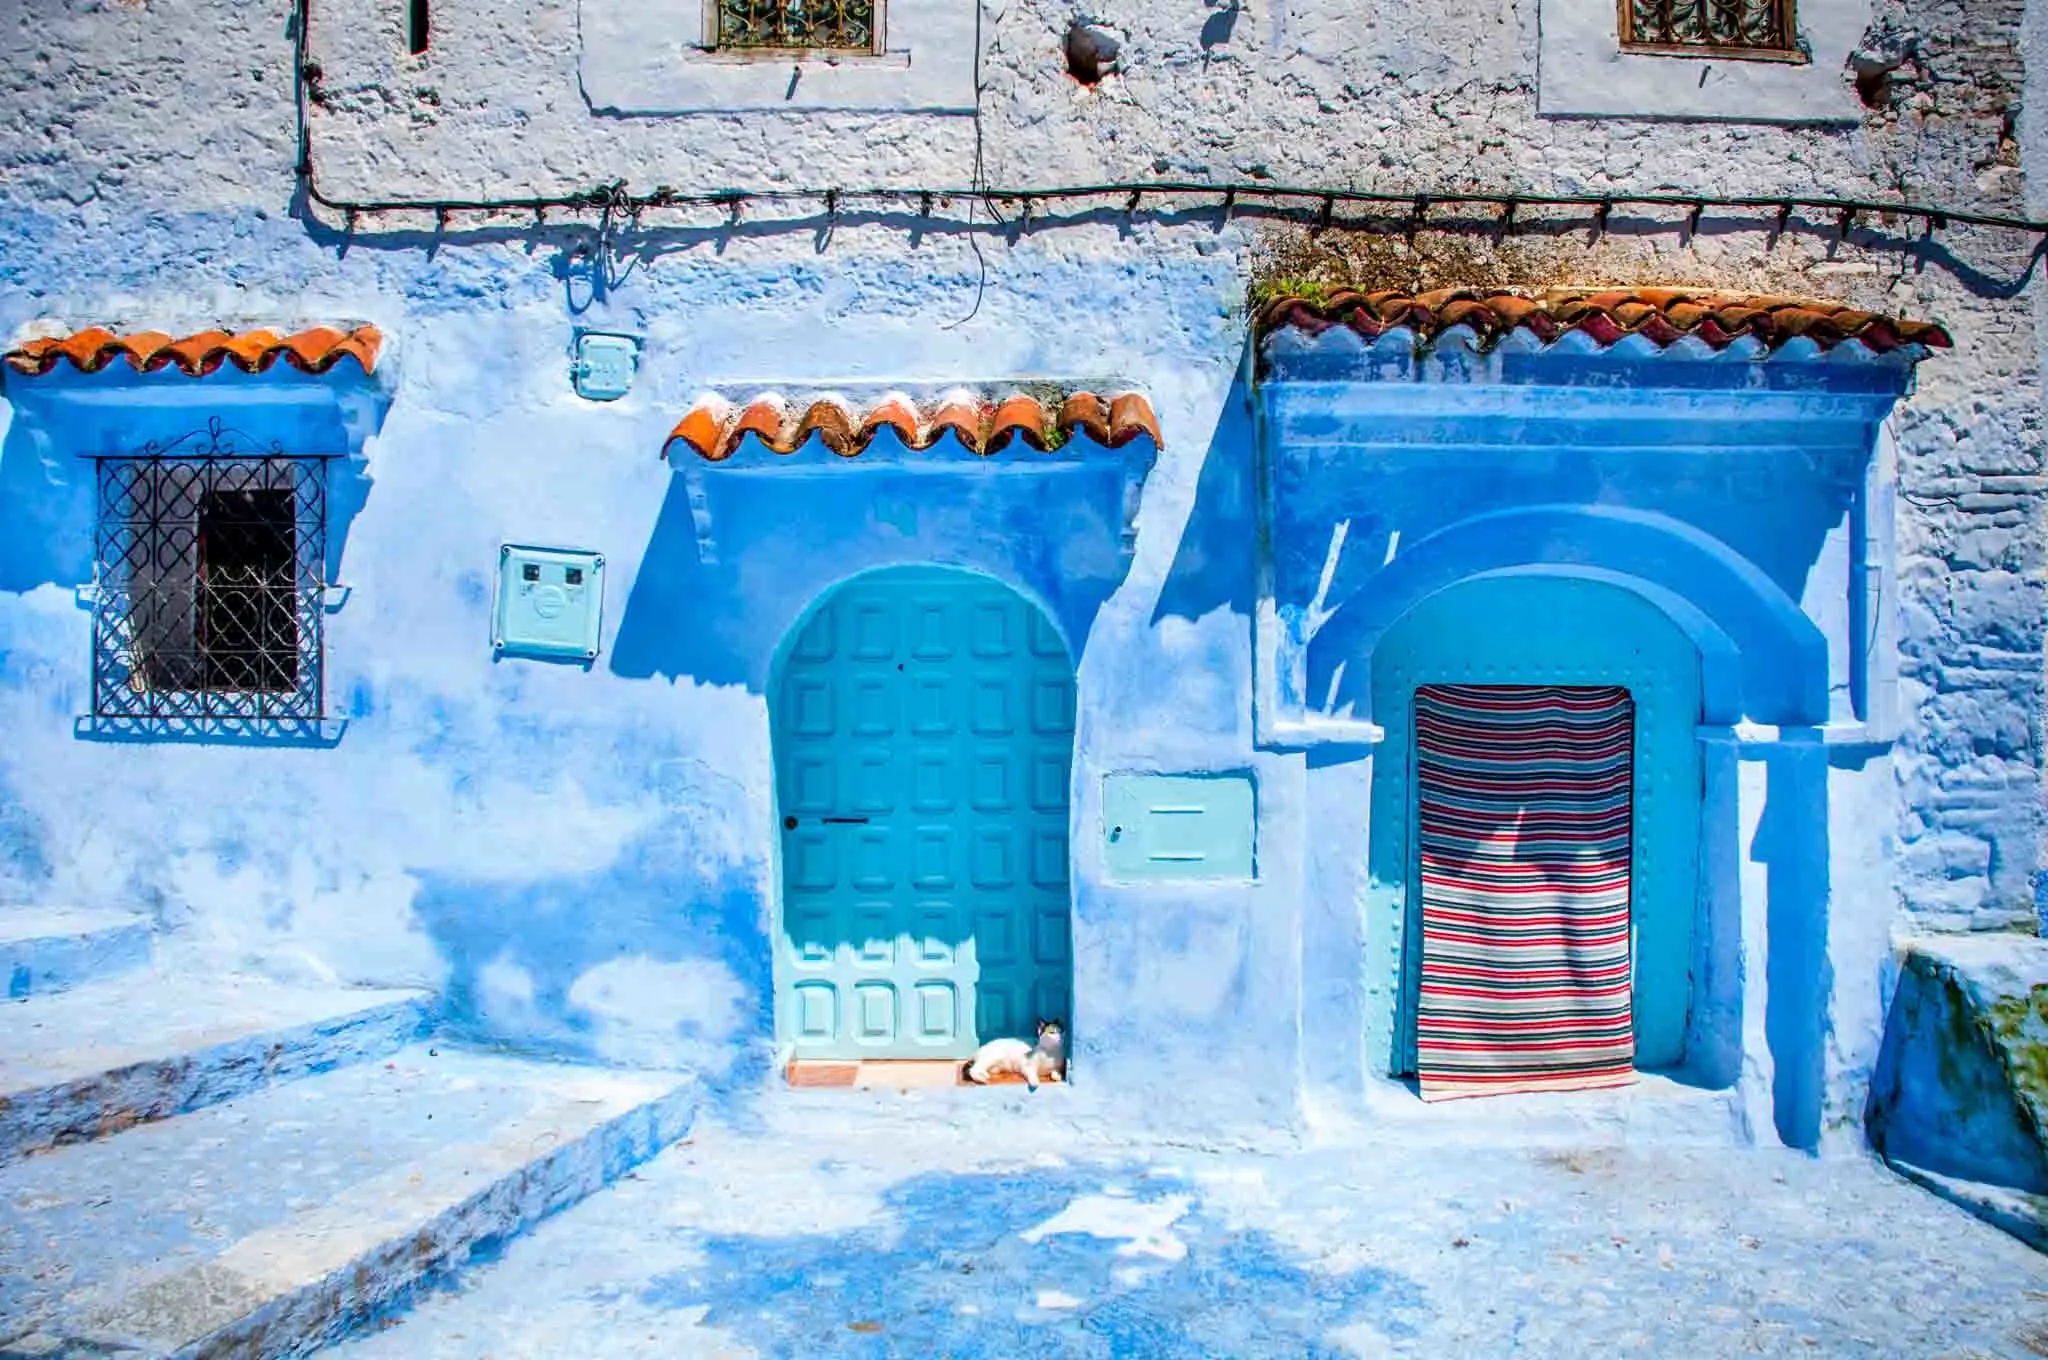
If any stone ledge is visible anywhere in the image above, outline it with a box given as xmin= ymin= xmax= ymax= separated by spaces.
xmin=1867 ymin=932 xmax=2048 ymax=1247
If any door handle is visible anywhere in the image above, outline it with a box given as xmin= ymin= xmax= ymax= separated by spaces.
xmin=821 ymin=816 xmax=871 ymax=825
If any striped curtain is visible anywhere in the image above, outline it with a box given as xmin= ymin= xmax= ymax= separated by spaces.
xmin=1413 ymin=684 xmax=1637 ymax=1101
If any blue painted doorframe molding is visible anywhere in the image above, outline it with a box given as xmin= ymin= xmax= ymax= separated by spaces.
xmin=1258 ymin=324 xmax=1927 ymax=1140
xmin=1248 ymin=328 xmax=1920 ymax=752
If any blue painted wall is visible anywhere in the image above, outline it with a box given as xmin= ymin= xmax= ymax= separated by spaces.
xmin=0 ymin=204 xmax=2007 ymax=1148
xmin=0 ymin=204 xmax=1317 ymax=1127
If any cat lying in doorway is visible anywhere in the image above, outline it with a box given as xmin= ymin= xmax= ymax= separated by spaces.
xmin=962 ymin=1019 xmax=1067 ymax=1091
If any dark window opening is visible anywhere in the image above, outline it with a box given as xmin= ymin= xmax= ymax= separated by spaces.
xmin=407 ymin=0 xmax=430 ymax=55
xmin=198 ymin=489 xmax=299 ymax=694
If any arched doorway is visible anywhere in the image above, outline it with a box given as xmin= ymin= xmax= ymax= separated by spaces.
xmin=1368 ymin=573 xmax=1704 ymax=1094
xmin=771 ymin=566 xmax=1075 ymax=1060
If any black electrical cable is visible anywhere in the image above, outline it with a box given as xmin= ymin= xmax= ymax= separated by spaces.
xmin=291 ymin=0 xmax=2048 ymax=241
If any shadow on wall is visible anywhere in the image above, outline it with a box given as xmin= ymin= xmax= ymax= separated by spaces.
xmin=1750 ymin=741 xmax=1835 ymax=1151
xmin=1152 ymin=352 xmax=1256 ymax=627
xmin=0 ymin=419 xmax=94 ymax=594
xmin=1309 ymin=505 xmax=1835 ymax=730
xmin=0 ymin=419 xmax=86 ymax=890
xmin=410 ymin=838 xmax=774 ymax=1101
xmin=611 ymin=430 xmax=1138 ymax=694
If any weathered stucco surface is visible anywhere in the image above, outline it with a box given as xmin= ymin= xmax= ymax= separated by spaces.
xmin=0 ymin=0 xmax=2040 ymax=1139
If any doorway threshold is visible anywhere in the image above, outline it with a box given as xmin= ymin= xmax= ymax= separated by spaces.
xmin=784 ymin=1059 xmax=1056 ymax=1090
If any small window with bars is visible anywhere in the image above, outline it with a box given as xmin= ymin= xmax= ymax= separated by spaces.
xmin=1619 ymin=0 xmax=1798 ymax=58
xmin=91 ymin=439 xmax=331 ymax=735
xmin=708 ymin=0 xmax=885 ymax=54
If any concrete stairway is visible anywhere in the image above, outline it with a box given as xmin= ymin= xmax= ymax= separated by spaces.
xmin=0 ymin=912 xmax=699 ymax=1358
xmin=0 ymin=907 xmax=154 ymax=1001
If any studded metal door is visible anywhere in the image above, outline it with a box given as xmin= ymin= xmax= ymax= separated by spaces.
xmin=774 ymin=567 xmax=1075 ymax=1060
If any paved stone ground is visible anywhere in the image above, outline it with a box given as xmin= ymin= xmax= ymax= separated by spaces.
xmin=328 ymin=1091 xmax=2048 ymax=1359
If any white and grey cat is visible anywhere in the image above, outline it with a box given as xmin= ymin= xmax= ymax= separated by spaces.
xmin=962 ymin=1019 xmax=1066 ymax=1090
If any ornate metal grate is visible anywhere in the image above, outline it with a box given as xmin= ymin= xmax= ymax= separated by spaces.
xmin=91 ymin=421 xmax=330 ymax=733
xmin=1620 ymin=0 xmax=1795 ymax=57
xmin=713 ymin=0 xmax=881 ymax=52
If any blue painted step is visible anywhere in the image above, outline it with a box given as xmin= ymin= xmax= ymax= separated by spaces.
xmin=0 ymin=1044 xmax=697 ymax=1359
xmin=0 ymin=972 xmax=431 ymax=1164
xmin=0 ymin=907 xmax=153 ymax=999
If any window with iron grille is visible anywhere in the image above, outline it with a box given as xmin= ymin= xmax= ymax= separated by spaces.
xmin=709 ymin=0 xmax=885 ymax=53
xmin=1619 ymin=0 xmax=1797 ymax=57
xmin=92 ymin=433 xmax=331 ymax=734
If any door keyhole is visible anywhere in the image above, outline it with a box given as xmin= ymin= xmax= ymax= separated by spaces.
xmin=783 ymin=815 xmax=798 ymax=830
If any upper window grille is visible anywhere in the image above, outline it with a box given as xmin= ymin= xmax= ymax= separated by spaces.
xmin=709 ymin=0 xmax=885 ymax=53
xmin=92 ymin=423 xmax=331 ymax=733
xmin=1619 ymin=0 xmax=1797 ymax=58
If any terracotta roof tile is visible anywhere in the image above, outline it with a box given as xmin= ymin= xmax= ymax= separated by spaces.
xmin=664 ymin=389 xmax=1163 ymax=462
xmin=4 ymin=325 xmax=383 ymax=377
xmin=1257 ymin=288 xmax=1951 ymax=354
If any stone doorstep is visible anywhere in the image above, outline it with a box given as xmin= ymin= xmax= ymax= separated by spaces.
xmin=1328 ymin=1069 xmax=1754 ymax=1149
xmin=786 ymin=1059 xmax=1069 ymax=1090
xmin=0 ymin=908 xmax=154 ymax=999
xmin=2 ymin=1063 xmax=698 ymax=1360
xmin=0 ymin=977 xmax=433 ymax=1165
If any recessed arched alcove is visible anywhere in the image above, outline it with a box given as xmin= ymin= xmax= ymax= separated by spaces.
xmin=1364 ymin=571 xmax=1708 ymax=1080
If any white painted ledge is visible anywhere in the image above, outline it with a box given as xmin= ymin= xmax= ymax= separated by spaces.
xmin=580 ymin=0 xmax=976 ymax=114
xmin=1537 ymin=0 xmax=1872 ymax=124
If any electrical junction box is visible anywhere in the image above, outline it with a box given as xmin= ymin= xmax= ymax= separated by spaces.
xmin=493 ymin=545 xmax=605 ymax=662
xmin=1103 ymin=773 xmax=1257 ymax=882
xmin=571 ymin=331 xmax=640 ymax=402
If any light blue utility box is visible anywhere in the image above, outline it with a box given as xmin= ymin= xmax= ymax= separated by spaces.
xmin=493 ymin=545 xmax=605 ymax=662
xmin=1103 ymin=773 xmax=1257 ymax=881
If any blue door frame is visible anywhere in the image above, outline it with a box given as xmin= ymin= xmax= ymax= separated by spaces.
xmin=1369 ymin=574 xmax=1704 ymax=1075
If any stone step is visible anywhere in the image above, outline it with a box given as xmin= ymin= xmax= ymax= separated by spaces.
xmin=0 ymin=1044 xmax=697 ymax=1359
xmin=0 ymin=908 xmax=153 ymax=999
xmin=1331 ymin=1069 xmax=1757 ymax=1149
xmin=1884 ymin=1157 xmax=2048 ymax=1253
xmin=0 ymin=972 xmax=431 ymax=1164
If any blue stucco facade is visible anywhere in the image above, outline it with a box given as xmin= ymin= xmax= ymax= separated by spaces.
xmin=0 ymin=0 xmax=2042 ymax=1168
xmin=0 ymin=217 xmax=1948 ymax=1150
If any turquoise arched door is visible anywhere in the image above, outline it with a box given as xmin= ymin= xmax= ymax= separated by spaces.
xmin=1368 ymin=574 xmax=1703 ymax=1075
xmin=772 ymin=567 xmax=1075 ymax=1060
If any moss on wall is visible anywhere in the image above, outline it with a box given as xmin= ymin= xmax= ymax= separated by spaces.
xmin=1981 ymin=983 xmax=2048 ymax=1151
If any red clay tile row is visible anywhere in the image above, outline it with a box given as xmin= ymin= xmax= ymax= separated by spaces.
xmin=1257 ymin=287 xmax=1952 ymax=353
xmin=4 ymin=325 xmax=383 ymax=377
xmin=664 ymin=390 xmax=1163 ymax=462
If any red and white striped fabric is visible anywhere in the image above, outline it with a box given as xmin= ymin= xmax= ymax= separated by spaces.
xmin=1413 ymin=683 xmax=1637 ymax=1101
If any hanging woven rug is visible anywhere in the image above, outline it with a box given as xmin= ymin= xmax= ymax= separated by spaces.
xmin=1413 ymin=683 xmax=1637 ymax=1101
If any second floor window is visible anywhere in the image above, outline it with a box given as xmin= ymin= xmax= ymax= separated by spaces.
xmin=1620 ymin=0 xmax=1795 ymax=57
xmin=713 ymin=0 xmax=883 ymax=53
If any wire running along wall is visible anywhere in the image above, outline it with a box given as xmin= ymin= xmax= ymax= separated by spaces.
xmin=288 ymin=0 xmax=2048 ymax=244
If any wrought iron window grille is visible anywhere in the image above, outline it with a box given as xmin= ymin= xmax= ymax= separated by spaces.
xmin=705 ymin=0 xmax=887 ymax=55
xmin=1619 ymin=0 xmax=1800 ymax=59
xmin=90 ymin=418 xmax=334 ymax=738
